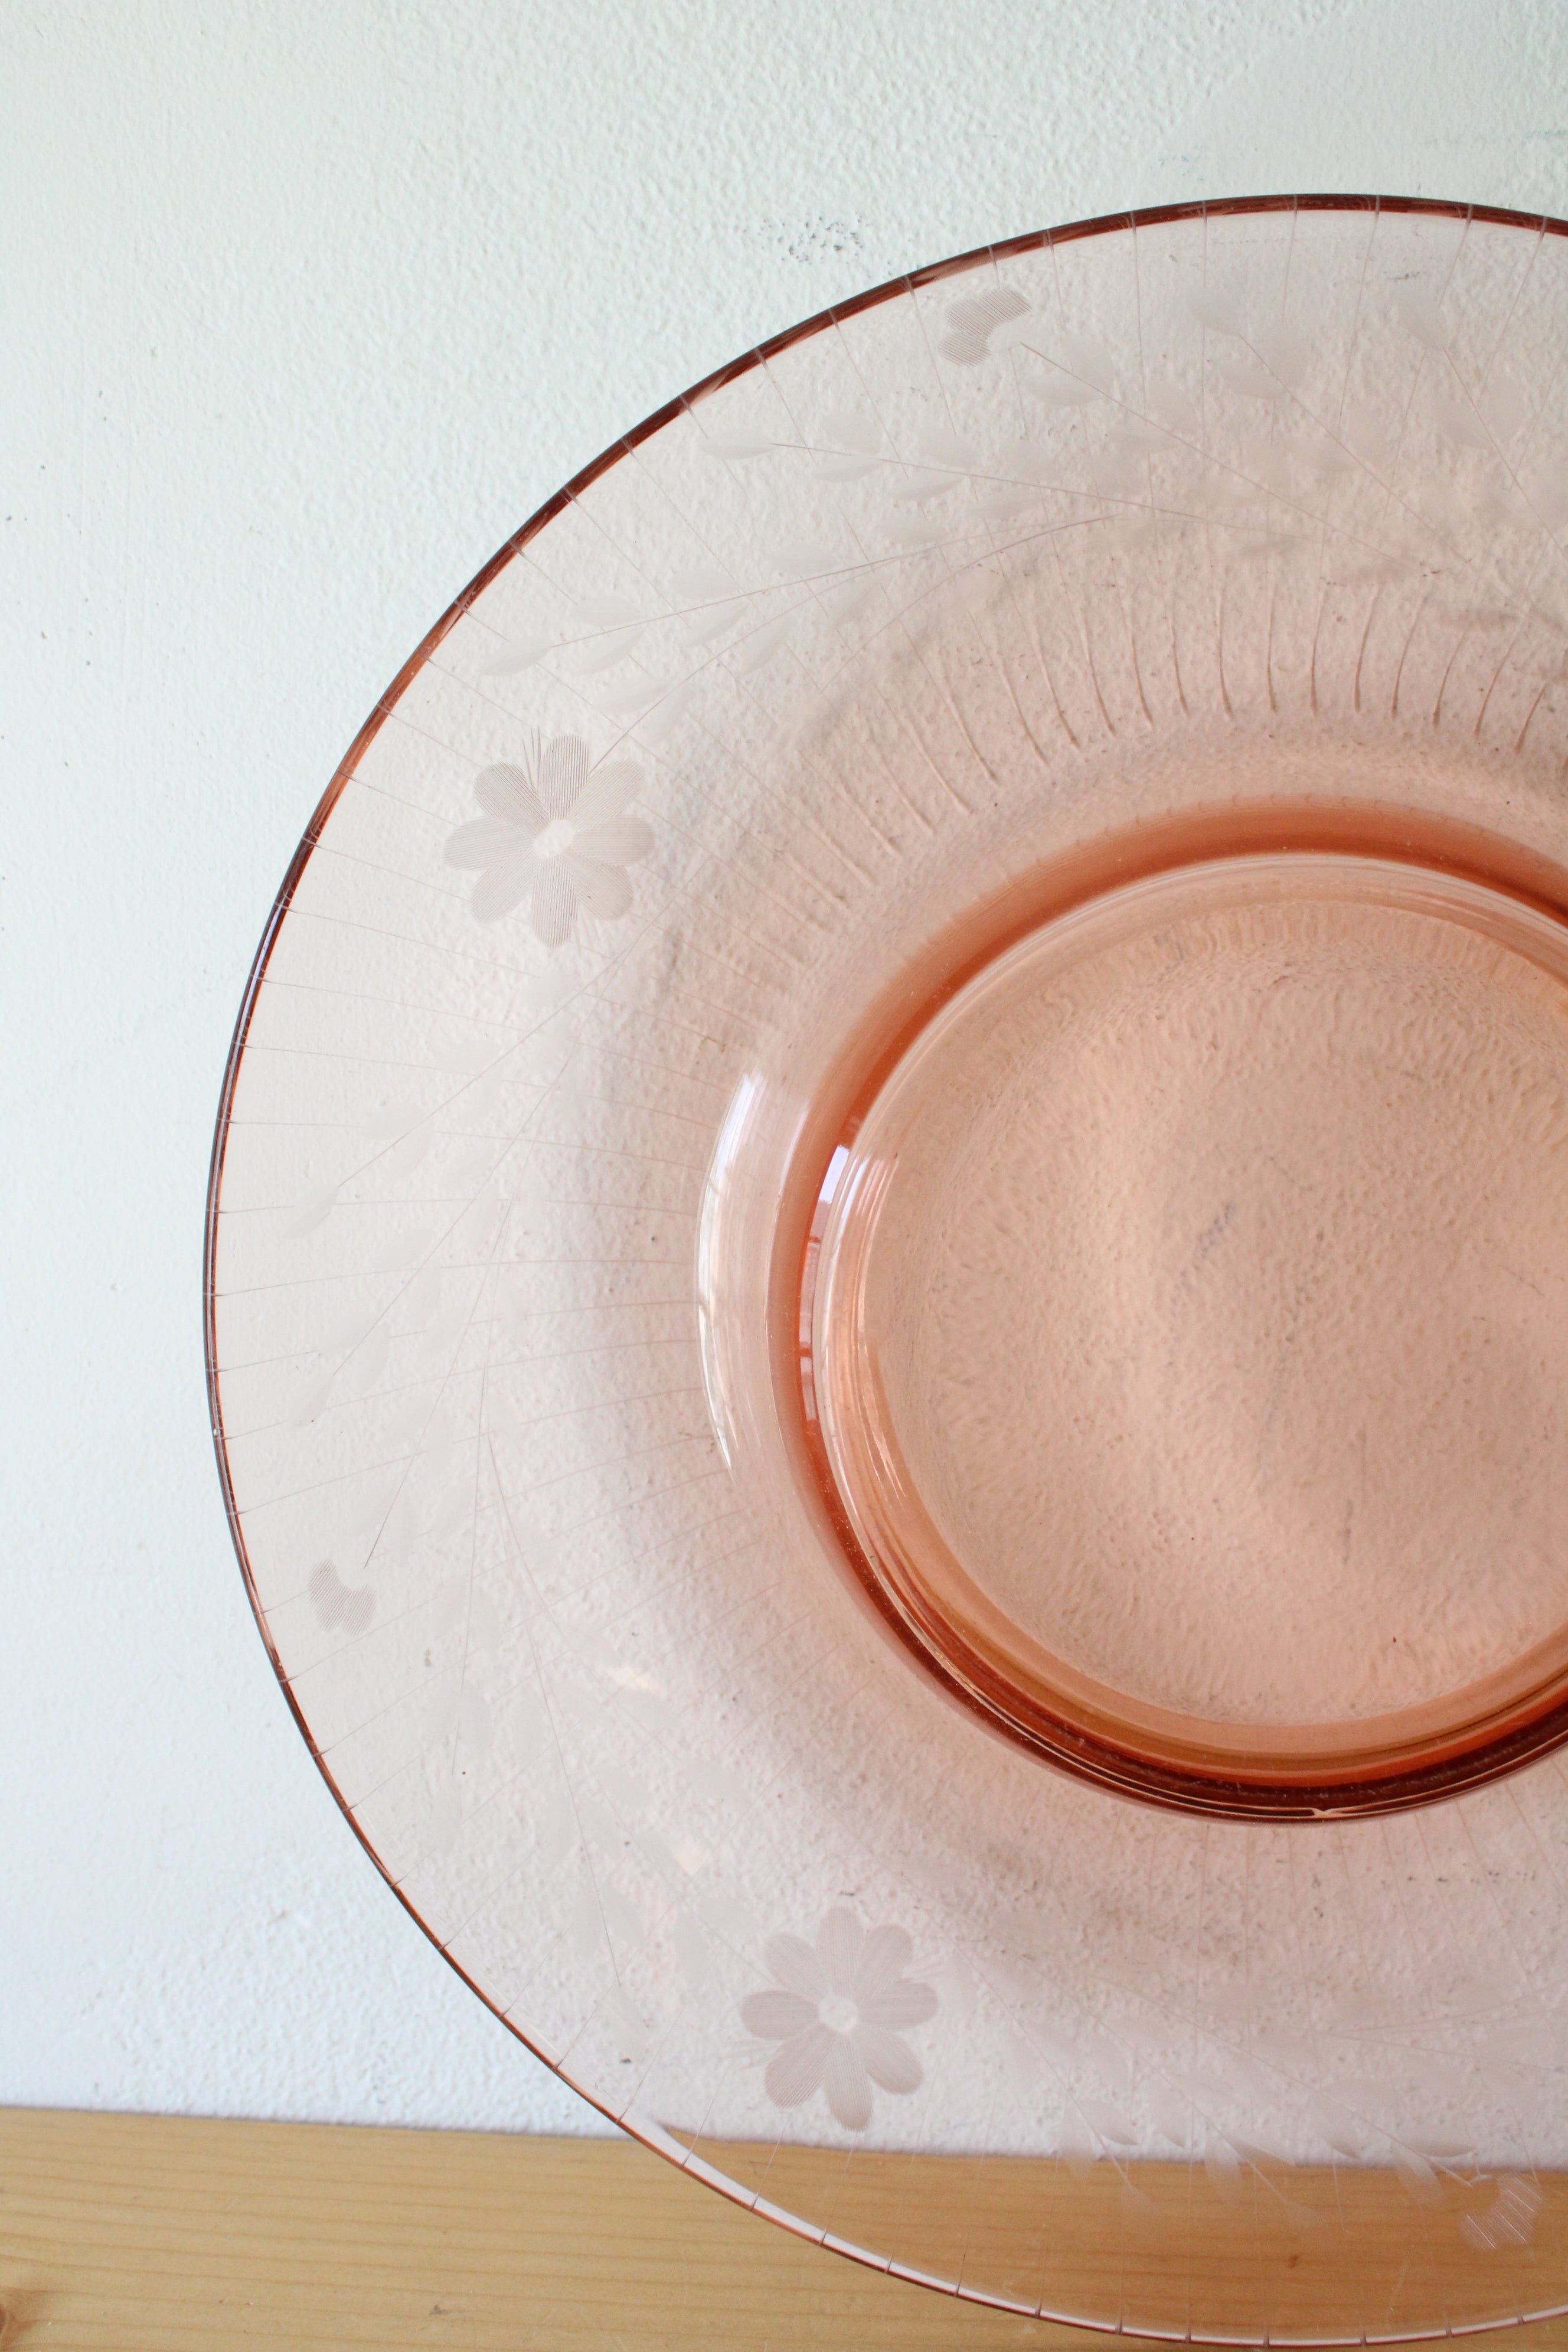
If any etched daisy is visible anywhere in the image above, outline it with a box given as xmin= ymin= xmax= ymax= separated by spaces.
xmin=446 ymin=733 xmax=652 ymax=945
xmin=741 ymin=1907 xmax=938 ymax=2132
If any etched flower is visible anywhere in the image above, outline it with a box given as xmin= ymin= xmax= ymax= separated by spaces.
xmin=939 ymin=283 xmax=1030 ymax=365
xmin=445 ymin=733 xmax=652 ymax=945
xmin=741 ymin=1908 xmax=938 ymax=2132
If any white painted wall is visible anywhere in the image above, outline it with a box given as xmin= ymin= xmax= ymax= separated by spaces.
xmin=4 ymin=0 xmax=1567 ymax=2135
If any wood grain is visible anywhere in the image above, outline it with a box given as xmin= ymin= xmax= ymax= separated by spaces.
xmin=4 ymin=2109 xmax=1568 ymax=2350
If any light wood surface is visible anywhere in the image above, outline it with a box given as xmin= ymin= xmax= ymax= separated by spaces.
xmin=677 ymin=2131 xmax=1568 ymax=2342
xmin=5 ymin=2108 xmax=1568 ymax=2350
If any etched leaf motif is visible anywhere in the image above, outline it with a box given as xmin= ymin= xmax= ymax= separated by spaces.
xmin=279 ymin=1181 xmax=339 ymax=1239
xmin=815 ymin=410 xmax=883 ymax=480
xmin=1397 ymin=285 xmax=1452 ymax=351
xmin=701 ymin=433 xmax=775 ymax=460
xmin=479 ymin=636 xmax=554 ymax=677
xmin=1463 ymin=2174 xmax=1543 ymax=2250
xmin=1023 ymin=368 xmax=1101 ymax=411
xmin=1080 ymin=2098 xmax=1139 ymax=2147
xmin=1188 ymin=285 xmax=1244 ymax=335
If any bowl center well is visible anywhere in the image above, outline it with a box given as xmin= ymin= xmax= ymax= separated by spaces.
xmin=804 ymin=842 xmax=1568 ymax=1812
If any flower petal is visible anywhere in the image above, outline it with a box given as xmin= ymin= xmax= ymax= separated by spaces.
xmin=446 ymin=815 xmax=521 ymax=870
xmin=539 ymin=734 xmax=589 ymax=820
xmin=765 ymin=2024 xmax=833 ymax=2108
xmin=854 ymin=2024 xmax=923 ymax=2096
xmin=763 ymin=1933 xmax=828 ymax=2002
xmin=860 ymin=1977 xmax=939 ymax=2031
xmin=571 ymin=816 xmax=654 ymax=868
xmin=814 ymin=1908 xmax=864 ymax=1996
xmin=475 ymin=762 xmax=545 ymax=832
xmin=741 ymin=1988 xmax=818 ymax=2041
xmin=530 ymin=860 xmax=576 ymax=946
xmin=853 ymin=1923 xmax=914 ymax=2001
xmin=823 ymin=2031 xmax=873 ymax=2130
xmin=564 ymin=854 xmax=632 ymax=922
xmin=569 ymin=760 xmax=642 ymax=830
xmin=470 ymin=850 xmax=538 ymax=921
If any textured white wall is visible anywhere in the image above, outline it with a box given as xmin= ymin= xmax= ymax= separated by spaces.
xmin=4 ymin=0 xmax=1567 ymax=2134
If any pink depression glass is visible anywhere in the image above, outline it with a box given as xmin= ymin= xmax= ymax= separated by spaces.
xmin=208 ymin=197 xmax=1568 ymax=2343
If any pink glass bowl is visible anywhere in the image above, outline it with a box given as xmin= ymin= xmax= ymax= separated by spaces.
xmin=209 ymin=197 xmax=1568 ymax=2343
